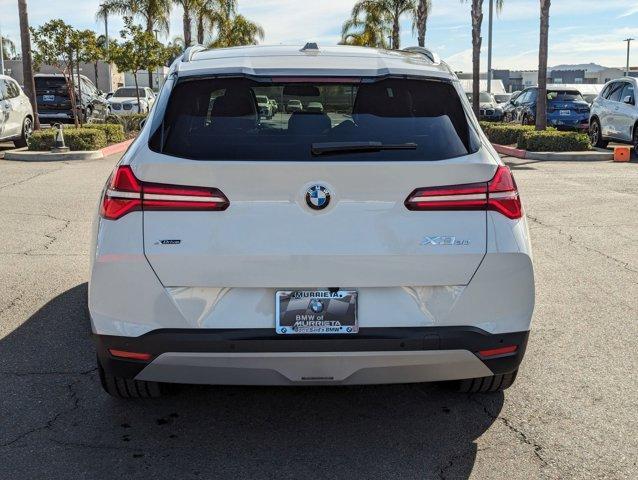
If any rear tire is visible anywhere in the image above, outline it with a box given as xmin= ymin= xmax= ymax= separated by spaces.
xmin=589 ymin=118 xmax=608 ymax=149
xmin=97 ymin=356 xmax=163 ymax=399
xmin=454 ymin=369 xmax=519 ymax=393
xmin=14 ymin=117 xmax=33 ymax=148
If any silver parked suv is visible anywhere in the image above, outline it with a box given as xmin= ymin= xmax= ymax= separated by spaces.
xmin=589 ymin=78 xmax=637 ymax=151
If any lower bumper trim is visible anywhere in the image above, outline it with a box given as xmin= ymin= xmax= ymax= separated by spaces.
xmin=95 ymin=327 xmax=529 ymax=384
xmin=135 ymin=350 xmax=494 ymax=385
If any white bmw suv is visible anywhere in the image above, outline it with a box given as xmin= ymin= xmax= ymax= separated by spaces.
xmin=89 ymin=44 xmax=534 ymax=398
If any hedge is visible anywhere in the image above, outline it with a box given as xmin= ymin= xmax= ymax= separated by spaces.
xmin=518 ymin=130 xmax=591 ymax=152
xmin=105 ymin=114 xmax=147 ymax=133
xmin=28 ymin=128 xmax=107 ymax=151
xmin=480 ymin=123 xmax=537 ymax=146
xmin=84 ymin=123 xmax=125 ymax=143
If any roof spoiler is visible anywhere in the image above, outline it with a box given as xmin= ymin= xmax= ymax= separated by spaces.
xmin=182 ymin=44 xmax=206 ymax=63
xmin=401 ymin=46 xmax=441 ymax=65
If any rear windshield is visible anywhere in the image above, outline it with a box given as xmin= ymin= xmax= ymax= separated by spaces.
xmin=547 ymin=90 xmax=584 ymax=102
xmin=150 ymin=77 xmax=478 ymax=161
xmin=114 ymin=87 xmax=145 ymax=97
xmin=35 ymin=77 xmax=67 ymax=91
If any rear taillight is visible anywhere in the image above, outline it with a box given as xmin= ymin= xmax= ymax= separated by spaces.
xmin=100 ymin=165 xmax=229 ymax=220
xmin=404 ymin=165 xmax=522 ymax=219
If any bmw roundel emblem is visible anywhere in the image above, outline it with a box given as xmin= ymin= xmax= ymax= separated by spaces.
xmin=306 ymin=185 xmax=331 ymax=210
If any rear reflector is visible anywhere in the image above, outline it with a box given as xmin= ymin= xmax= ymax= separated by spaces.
xmin=405 ymin=166 xmax=523 ymax=219
xmin=108 ymin=349 xmax=153 ymax=361
xmin=100 ymin=165 xmax=229 ymax=220
xmin=478 ymin=345 xmax=518 ymax=358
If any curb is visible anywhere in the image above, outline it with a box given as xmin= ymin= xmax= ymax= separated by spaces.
xmin=101 ymin=138 xmax=134 ymax=157
xmin=4 ymin=150 xmax=104 ymax=162
xmin=492 ymin=143 xmax=614 ymax=161
xmin=2 ymin=138 xmax=134 ymax=162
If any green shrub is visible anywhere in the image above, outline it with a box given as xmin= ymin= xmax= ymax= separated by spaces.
xmin=85 ymin=123 xmax=125 ymax=143
xmin=28 ymin=127 xmax=107 ymax=151
xmin=481 ymin=123 xmax=537 ymax=146
xmin=106 ymin=114 xmax=147 ymax=133
xmin=518 ymin=130 xmax=591 ymax=152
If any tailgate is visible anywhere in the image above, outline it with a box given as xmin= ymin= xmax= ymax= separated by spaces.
xmin=138 ymin=152 xmax=494 ymax=288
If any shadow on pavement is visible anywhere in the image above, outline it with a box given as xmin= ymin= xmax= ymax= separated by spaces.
xmin=0 ymin=284 xmax=503 ymax=479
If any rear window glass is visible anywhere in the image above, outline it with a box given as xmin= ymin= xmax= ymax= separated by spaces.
xmin=114 ymin=87 xmax=145 ymax=97
xmin=35 ymin=77 xmax=67 ymax=90
xmin=150 ymin=77 xmax=478 ymax=161
xmin=547 ymin=90 xmax=584 ymax=102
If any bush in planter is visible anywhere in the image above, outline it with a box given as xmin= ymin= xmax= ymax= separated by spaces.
xmin=85 ymin=123 xmax=125 ymax=143
xmin=517 ymin=130 xmax=591 ymax=152
xmin=105 ymin=114 xmax=147 ymax=133
xmin=481 ymin=124 xmax=536 ymax=146
xmin=28 ymin=128 xmax=107 ymax=151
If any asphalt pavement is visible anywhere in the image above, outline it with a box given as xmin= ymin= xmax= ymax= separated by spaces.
xmin=0 ymin=152 xmax=636 ymax=479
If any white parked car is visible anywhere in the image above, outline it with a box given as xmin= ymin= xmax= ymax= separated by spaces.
xmin=90 ymin=45 xmax=535 ymax=398
xmin=255 ymin=95 xmax=273 ymax=119
xmin=589 ymin=78 xmax=637 ymax=150
xmin=0 ymin=74 xmax=34 ymax=147
xmin=108 ymin=87 xmax=155 ymax=115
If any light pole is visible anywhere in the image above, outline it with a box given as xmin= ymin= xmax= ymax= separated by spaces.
xmin=154 ymin=29 xmax=161 ymax=90
xmin=487 ymin=0 xmax=494 ymax=93
xmin=0 ymin=22 xmax=5 ymax=76
xmin=624 ymin=38 xmax=634 ymax=77
xmin=103 ymin=6 xmax=112 ymax=92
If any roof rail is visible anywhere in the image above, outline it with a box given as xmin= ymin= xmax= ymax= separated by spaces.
xmin=402 ymin=46 xmax=441 ymax=65
xmin=182 ymin=44 xmax=206 ymax=62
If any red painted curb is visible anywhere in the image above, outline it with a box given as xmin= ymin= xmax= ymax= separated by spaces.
xmin=101 ymin=138 xmax=134 ymax=157
xmin=492 ymin=143 xmax=527 ymax=159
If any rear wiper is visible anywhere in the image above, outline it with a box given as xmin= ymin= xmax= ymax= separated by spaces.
xmin=311 ymin=141 xmax=417 ymax=156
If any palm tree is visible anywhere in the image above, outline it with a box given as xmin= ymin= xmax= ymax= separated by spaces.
xmin=349 ymin=0 xmax=416 ymax=50
xmin=195 ymin=0 xmax=236 ymax=45
xmin=173 ymin=0 xmax=200 ymax=46
xmin=340 ymin=2 xmax=390 ymax=48
xmin=536 ymin=0 xmax=551 ymax=130
xmin=415 ymin=0 xmax=431 ymax=47
xmin=208 ymin=14 xmax=264 ymax=48
xmin=97 ymin=1 xmax=171 ymax=88
xmin=18 ymin=0 xmax=39 ymax=129
xmin=2 ymin=37 xmax=16 ymax=60
xmin=461 ymin=0 xmax=504 ymax=117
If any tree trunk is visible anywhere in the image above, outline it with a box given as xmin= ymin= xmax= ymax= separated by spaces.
xmin=18 ymin=0 xmax=39 ymax=129
xmin=471 ymin=0 xmax=484 ymax=118
xmin=536 ymin=0 xmax=551 ymax=131
xmin=76 ymin=55 xmax=83 ymax=126
xmin=94 ymin=62 xmax=99 ymax=93
xmin=66 ymin=70 xmax=79 ymax=128
xmin=392 ymin=6 xmax=400 ymax=49
xmin=197 ymin=14 xmax=204 ymax=44
xmin=183 ymin=8 xmax=192 ymax=46
xmin=133 ymin=72 xmax=141 ymax=113
xmin=416 ymin=0 xmax=429 ymax=47
xmin=146 ymin=20 xmax=154 ymax=90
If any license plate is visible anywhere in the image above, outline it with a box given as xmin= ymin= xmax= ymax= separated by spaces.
xmin=276 ymin=290 xmax=358 ymax=335
xmin=559 ymin=110 xmax=571 ymax=116
xmin=43 ymin=95 xmax=55 ymax=102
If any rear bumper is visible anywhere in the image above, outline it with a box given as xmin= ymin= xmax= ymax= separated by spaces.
xmin=95 ymin=327 xmax=529 ymax=385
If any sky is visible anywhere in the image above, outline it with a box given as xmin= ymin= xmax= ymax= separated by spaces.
xmin=1 ymin=0 xmax=638 ymax=72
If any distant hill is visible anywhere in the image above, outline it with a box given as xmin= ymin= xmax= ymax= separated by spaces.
xmin=549 ymin=63 xmax=608 ymax=72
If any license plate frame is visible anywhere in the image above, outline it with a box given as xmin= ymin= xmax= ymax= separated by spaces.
xmin=275 ymin=290 xmax=358 ymax=335
xmin=559 ymin=109 xmax=571 ymax=116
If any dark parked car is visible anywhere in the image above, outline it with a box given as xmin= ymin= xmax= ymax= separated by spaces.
xmin=35 ymin=74 xmax=109 ymax=124
xmin=504 ymin=87 xmax=590 ymax=131
xmin=466 ymin=91 xmax=503 ymax=121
